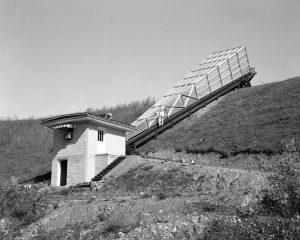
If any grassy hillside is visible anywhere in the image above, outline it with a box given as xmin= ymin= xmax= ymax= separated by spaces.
xmin=1 ymin=81 xmax=299 ymax=239
xmin=1 ymin=77 xmax=299 ymax=183
xmin=0 ymin=118 xmax=53 ymax=182
xmin=87 ymin=97 xmax=155 ymax=124
xmin=0 ymin=98 xmax=155 ymax=182
xmin=140 ymin=77 xmax=300 ymax=155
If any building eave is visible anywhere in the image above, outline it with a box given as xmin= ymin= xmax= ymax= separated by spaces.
xmin=41 ymin=112 xmax=135 ymax=132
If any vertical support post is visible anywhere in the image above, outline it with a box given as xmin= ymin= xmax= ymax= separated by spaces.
xmin=192 ymin=84 xmax=198 ymax=99
xmin=206 ymin=74 xmax=211 ymax=93
xmin=180 ymin=94 xmax=185 ymax=108
xmin=217 ymin=66 xmax=223 ymax=87
xmin=236 ymin=52 xmax=243 ymax=76
xmin=227 ymin=59 xmax=233 ymax=82
xmin=244 ymin=46 xmax=250 ymax=74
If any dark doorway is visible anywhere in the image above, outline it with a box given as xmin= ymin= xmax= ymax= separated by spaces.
xmin=60 ymin=160 xmax=68 ymax=186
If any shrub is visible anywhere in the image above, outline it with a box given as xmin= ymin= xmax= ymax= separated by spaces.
xmin=140 ymin=192 xmax=152 ymax=198
xmin=87 ymin=96 xmax=155 ymax=125
xmin=102 ymin=208 xmax=142 ymax=237
xmin=260 ymin=139 xmax=300 ymax=218
xmin=34 ymin=223 xmax=81 ymax=240
xmin=97 ymin=204 xmax=112 ymax=222
xmin=97 ymin=212 xmax=107 ymax=222
xmin=0 ymin=178 xmax=47 ymax=225
xmin=156 ymin=192 xmax=167 ymax=200
xmin=141 ymin=165 xmax=153 ymax=171
xmin=202 ymin=202 xmax=217 ymax=212
xmin=87 ymin=195 xmax=96 ymax=203
xmin=57 ymin=187 xmax=72 ymax=196
xmin=102 ymin=221 xmax=123 ymax=237
xmin=203 ymin=216 xmax=300 ymax=240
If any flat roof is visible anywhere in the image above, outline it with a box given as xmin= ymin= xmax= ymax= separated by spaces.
xmin=41 ymin=112 xmax=135 ymax=132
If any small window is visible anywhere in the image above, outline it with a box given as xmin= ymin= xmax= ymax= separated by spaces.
xmin=98 ymin=130 xmax=104 ymax=142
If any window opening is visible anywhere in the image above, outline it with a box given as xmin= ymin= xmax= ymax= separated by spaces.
xmin=98 ymin=130 xmax=104 ymax=142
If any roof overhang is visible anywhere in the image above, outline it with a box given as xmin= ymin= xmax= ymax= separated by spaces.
xmin=41 ymin=112 xmax=135 ymax=132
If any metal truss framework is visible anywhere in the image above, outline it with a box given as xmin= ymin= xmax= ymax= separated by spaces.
xmin=127 ymin=46 xmax=254 ymax=140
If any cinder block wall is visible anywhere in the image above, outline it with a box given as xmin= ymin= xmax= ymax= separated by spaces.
xmin=51 ymin=123 xmax=88 ymax=186
xmin=94 ymin=154 xmax=119 ymax=175
xmin=86 ymin=124 xmax=98 ymax=181
xmin=51 ymin=122 xmax=127 ymax=186
xmin=95 ymin=154 xmax=108 ymax=175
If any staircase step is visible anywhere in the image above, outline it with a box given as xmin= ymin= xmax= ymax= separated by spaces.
xmin=91 ymin=156 xmax=126 ymax=182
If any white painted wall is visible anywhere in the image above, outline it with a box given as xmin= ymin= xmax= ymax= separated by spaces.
xmin=106 ymin=127 xmax=126 ymax=156
xmin=51 ymin=121 xmax=127 ymax=186
xmin=87 ymin=124 xmax=126 ymax=156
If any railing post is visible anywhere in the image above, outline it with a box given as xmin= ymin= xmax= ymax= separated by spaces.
xmin=217 ymin=66 xmax=223 ymax=87
xmin=206 ymin=74 xmax=211 ymax=93
xmin=236 ymin=52 xmax=243 ymax=76
xmin=227 ymin=59 xmax=233 ymax=82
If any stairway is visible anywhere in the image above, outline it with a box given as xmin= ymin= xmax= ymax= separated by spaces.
xmin=91 ymin=156 xmax=126 ymax=181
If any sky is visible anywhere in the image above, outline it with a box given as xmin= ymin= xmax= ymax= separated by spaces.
xmin=0 ymin=0 xmax=299 ymax=118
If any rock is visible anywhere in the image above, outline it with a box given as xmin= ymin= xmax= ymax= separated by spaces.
xmin=0 ymin=218 xmax=13 ymax=237
xmin=191 ymin=216 xmax=199 ymax=223
xmin=87 ymin=196 xmax=96 ymax=203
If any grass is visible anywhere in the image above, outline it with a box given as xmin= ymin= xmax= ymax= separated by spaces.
xmin=0 ymin=178 xmax=50 ymax=239
xmin=0 ymin=117 xmax=53 ymax=182
xmin=202 ymin=216 xmax=300 ymax=240
xmin=1 ymin=78 xmax=299 ymax=182
xmin=1 ymin=77 xmax=300 ymax=239
xmin=87 ymin=96 xmax=155 ymax=124
xmin=101 ymin=163 xmax=196 ymax=196
xmin=140 ymin=77 xmax=300 ymax=156
xmin=0 ymin=97 xmax=155 ymax=182
xmin=5 ymin=148 xmax=298 ymax=239
xmin=102 ymin=208 xmax=142 ymax=236
xmin=0 ymin=152 xmax=52 ymax=183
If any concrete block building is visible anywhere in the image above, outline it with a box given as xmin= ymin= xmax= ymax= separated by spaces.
xmin=41 ymin=112 xmax=135 ymax=186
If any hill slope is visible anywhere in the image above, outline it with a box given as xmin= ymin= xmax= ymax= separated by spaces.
xmin=1 ymin=78 xmax=299 ymax=182
xmin=140 ymin=77 xmax=300 ymax=155
xmin=0 ymin=98 xmax=155 ymax=182
xmin=0 ymin=119 xmax=53 ymax=182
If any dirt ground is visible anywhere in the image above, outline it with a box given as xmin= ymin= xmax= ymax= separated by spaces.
xmin=11 ymin=155 xmax=271 ymax=240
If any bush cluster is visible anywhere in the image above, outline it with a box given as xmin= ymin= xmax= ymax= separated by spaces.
xmin=0 ymin=178 xmax=47 ymax=225
xmin=203 ymin=216 xmax=300 ymax=240
xmin=260 ymin=139 xmax=300 ymax=218
xmin=204 ymin=140 xmax=300 ymax=240
xmin=87 ymin=96 xmax=155 ymax=125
